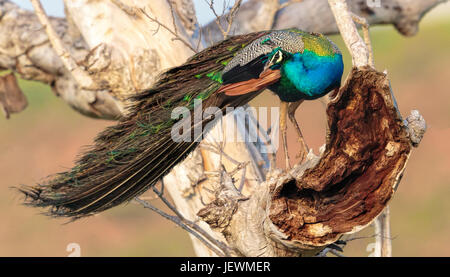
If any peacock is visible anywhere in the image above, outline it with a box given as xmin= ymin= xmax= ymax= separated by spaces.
xmin=19 ymin=28 xmax=344 ymax=219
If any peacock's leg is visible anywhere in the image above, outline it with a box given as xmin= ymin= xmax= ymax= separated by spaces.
xmin=288 ymin=99 xmax=309 ymax=163
xmin=280 ymin=101 xmax=290 ymax=169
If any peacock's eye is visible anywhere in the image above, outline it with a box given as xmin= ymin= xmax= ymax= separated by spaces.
xmin=270 ymin=50 xmax=284 ymax=64
xmin=264 ymin=49 xmax=289 ymax=70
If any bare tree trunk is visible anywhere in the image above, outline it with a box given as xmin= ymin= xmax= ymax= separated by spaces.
xmin=3 ymin=0 xmax=436 ymax=256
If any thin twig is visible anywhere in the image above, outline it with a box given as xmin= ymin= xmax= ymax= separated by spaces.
xmin=166 ymin=0 xmax=179 ymax=36
xmin=111 ymin=0 xmax=140 ymax=17
xmin=200 ymin=143 xmax=241 ymax=165
xmin=351 ymin=13 xmax=375 ymax=68
xmin=247 ymin=114 xmax=272 ymax=170
xmin=140 ymin=8 xmax=197 ymax=53
xmin=135 ymin=197 xmax=226 ymax=257
xmin=317 ymin=233 xmax=385 ymax=257
xmin=264 ymin=124 xmax=277 ymax=171
xmin=316 ymin=245 xmax=345 ymax=257
xmin=196 ymin=26 xmax=203 ymax=52
xmin=374 ymin=206 xmax=392 ymax=257
xmin=233 ymin=108 xmax=266 ymax=182
xmin=330 ymin=249 xmax=346 ymax=257
xmin=159 ymin=178 xmax=165 ymax=196
xmin=229 ymin=161 xmax=248 ymax=177
xmin=206 ymin=0 xmax=242 ymax=39
xmin=225 ymin=0 xmax=242 ymax=38
xmin=316 ymin=247 xmax=332 ymax=257
xmin=206 ymin=0 xmax=227 ymax=37
xmin=30 ymin=0 xmax=95 ymax=89
xmin=151 ymin=185 xmax=232 ymax=256
xmin=279 ymin=0 xmax=303 ymax=10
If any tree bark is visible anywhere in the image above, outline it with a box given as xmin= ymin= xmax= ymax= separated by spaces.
xmin=198 ymin=67 xmax=426 ymax=256
xmin=3 ymin=0 xmax=433 ymax=256
xmin=202 ymin=0 xmax=448 ymax=44
xmin=0 ymin=0 xmax=445 ymax=119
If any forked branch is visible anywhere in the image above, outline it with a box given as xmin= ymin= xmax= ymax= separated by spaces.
xmin=328 ymin=0 xmax=370 ymax=67
xmin=30 ymin=0 xmax=95 ymax=90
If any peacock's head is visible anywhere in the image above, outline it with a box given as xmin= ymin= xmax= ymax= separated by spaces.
xmin=220 ymin=29 xmax=344 ymax=101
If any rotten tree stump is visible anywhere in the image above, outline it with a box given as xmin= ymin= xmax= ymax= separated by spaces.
xmin=199 ymin=67 xmax=423 ymax=256
xmin=269 ymin=66 xmax=412 ymax=250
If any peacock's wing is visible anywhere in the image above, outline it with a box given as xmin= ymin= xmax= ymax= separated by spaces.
xmin=19 ymin=30 xmax=273 ymax=219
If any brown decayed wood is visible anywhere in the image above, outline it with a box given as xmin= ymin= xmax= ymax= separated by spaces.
xmin=269 ymin=67 xmax=411 ymax=246
xmin=0 ymin=73 xmax=28 ymax=119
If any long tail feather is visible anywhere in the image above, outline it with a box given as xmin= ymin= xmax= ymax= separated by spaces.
xmin=18 ymin=31 xmax=268 ymax=219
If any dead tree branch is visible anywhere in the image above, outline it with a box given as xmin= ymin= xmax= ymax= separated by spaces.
xmin=328 ymin=0 xmax=370 ymax=67
xmin=194 ymin=0 xmax=427 ymax=257
xmin=206 ymin=0 xmax=243 ymax=39
xmin=202 ymin=0 xmax=448 ymax=44
xmin=0 ymin=0 xmax=122 ymax=119
xmin=3 ymin=0 xmax=433 ymax=257
xmin=374 ymin=206 xmax=392 ymax=257
xmin=30 ymin=0 xmax=95 ymax=90
xmin=134 ymin=178 xmax=233 ymax=257
xmin=199 ymin=66 xmax=426 ymax=256
xmin=0 ymin=0 xmax=444 ymax=119
xmin=0 ymin=73 xmax=27 ymax=118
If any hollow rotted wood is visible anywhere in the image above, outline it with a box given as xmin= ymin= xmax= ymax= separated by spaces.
xmin=268 ymin=66 xmax=412 ymax=250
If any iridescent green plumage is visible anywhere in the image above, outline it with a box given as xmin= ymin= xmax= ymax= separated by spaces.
xmin=19 ymin=31 xmax=268 ymax=218
xmin=19 ymin=29 xmax=343 ymax=219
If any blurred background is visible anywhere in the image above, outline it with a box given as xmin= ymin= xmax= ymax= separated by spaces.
xmin=1 ymin=1 xmax=449 ymax=256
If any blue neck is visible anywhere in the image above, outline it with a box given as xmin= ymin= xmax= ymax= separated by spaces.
xmin=276 ymin=50 xmax=343 ymax=101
